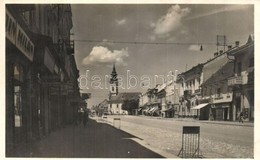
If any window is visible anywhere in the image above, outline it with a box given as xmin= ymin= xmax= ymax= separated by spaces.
xmin=14 ymin=63 xmax=24 ymax=82
xmin=217 ymin=88 xmax=221 ymax=97
xmin=14 ymin=86 xmax=22 ymax=127
xmin=237 ymin=62 xmax=242 ymax=76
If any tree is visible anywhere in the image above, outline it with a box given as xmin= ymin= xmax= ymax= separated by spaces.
xmin=122 ymin=99 xmax=139 ymax=115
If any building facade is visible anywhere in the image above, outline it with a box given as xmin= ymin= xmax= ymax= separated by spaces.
xmin=201 ymin=53 xmax=233 ymax=121
xmin=6 ymin=4 xmax=80 ymax=156
xmin=177 ymin=64 xmax=203 ymax=118
xmin=227 ymin=35 xmax=254 ymax=122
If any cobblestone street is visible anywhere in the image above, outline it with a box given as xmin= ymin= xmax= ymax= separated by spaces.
xmin=101 ymin=115 xmax=254 ymax=158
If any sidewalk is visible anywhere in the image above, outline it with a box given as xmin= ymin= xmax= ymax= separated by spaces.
xmin=135 ymin=115 xmax=254 ymax=127
xmin=20 ymin=119 xmax=164 ymax=158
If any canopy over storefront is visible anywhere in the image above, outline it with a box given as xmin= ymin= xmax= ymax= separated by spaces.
xmin=191 ymin=103 xmax=209 ymax=110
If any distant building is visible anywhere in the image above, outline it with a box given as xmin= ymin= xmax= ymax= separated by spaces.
xmin=177 ymin=64 xmax=203 ymax=118
xmin=108 ymin=65 xmax=140 ymax=114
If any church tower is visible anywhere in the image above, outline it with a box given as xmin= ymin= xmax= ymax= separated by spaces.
xmin=109 ymin=64 xmax=118 ymax=98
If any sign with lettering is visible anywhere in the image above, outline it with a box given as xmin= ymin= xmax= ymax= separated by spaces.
xmin=6 ymin=9 xmax=34 ymax=61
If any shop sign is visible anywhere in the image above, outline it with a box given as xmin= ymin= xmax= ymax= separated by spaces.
xmin=6 ymin=10 xmax=34 ymax=61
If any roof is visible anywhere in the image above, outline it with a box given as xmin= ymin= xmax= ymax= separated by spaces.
xmin=109 ymin=92 xmax=141 ymax=103
xmin=201 ymin=61 xmax=234 ymax=86
xmin=227 ymin=41 xmax=254 ymax=57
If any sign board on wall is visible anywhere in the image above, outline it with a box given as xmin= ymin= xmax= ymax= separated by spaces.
xmin=6 ymin=9 xmax=34 ymax=61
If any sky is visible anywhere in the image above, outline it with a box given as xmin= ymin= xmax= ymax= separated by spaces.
xmin=71 ymin=4 xmax=254 ymax=108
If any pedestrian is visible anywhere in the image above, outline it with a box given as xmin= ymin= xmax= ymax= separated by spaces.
xmin=83 ymin=110 xmax=89 ymax=127
xmin=78 ymin=109 xmax=83 ymax=126
xmin=239 ymin=111 xmax=244 ymax=123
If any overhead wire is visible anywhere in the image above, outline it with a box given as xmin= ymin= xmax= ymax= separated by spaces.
xmin=74 ymin=39 xmax=235 ymax=46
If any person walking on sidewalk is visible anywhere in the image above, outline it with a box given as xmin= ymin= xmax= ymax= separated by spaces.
xmin=238 ymin=111 xmax=244 ymax=123
xmin=83 ymin=110 xmax=89 ymax=127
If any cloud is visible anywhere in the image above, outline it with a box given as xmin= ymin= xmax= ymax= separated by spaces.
xmin=116 ymin=18 xmax=126 ymax=25
xmin=82 ymin=46 xmax=129 ymax=66
xmin=187 ymin=5 xmax=251 ymax=20
xmin=188 ymin=45 xmax=200 ymax=51
xmin=151 ymin=5 xmax=191 ymax=38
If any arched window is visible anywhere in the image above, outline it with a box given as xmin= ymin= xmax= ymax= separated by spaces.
xmin=14 ymin=63 xmax=24 ymax=82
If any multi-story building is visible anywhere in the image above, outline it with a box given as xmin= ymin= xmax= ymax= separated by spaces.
xmin=197 ymin=41 xmax=246 ymax=121
xmin=6 ymin=4 xmax=80 ymax=156
xmin=200 ymin=52 xmax=233 ymax=120
xmin=227 ymin=35 xmax=254 ymax=122
xmin=177 ymin=64 xmax=203 ymax=117
xmin=141 ymin=88 xmax=160 ymax=116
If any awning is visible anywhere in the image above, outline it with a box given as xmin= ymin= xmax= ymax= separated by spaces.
xmin=191 ymin=103 xmax=209 ymax=110
xmin=148 ymin=107 xmax=156 ymax=113
xmin=143 ymin=108 xmax=150 ymax=113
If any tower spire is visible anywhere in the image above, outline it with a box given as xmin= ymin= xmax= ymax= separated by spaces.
xmin=112 ymin=63 xmax=117 ymax=75
xmin=109 ymin=63 xmax=118 ymax=97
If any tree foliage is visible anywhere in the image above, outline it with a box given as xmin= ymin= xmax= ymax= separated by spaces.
xmin=121 ymin=99 xmax=139 ymax=115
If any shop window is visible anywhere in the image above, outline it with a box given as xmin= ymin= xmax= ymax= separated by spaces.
xmin=14 ymin=86 xmax=22 ymax=127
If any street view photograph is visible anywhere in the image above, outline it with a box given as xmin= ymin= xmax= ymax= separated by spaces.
xmin=5 ymin=1 xmax=257 ymax=159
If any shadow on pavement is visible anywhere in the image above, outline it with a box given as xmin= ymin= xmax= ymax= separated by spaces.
xmin=27 ymin=119 xmax=164 ymax=158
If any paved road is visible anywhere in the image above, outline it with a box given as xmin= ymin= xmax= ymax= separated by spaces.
xmin=123 ymin=116 xmax=253 ymax=146
xmin=103 ymin=115 xmax=254 ymax=158
xmin=21 ymin=119 xmax=164 ymax=158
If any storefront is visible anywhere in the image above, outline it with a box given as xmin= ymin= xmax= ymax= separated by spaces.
xmin=211 ymin=102 xmax=231 ymax=121
xmin=191 ymin=103 xmax=210 ymax=120
xmin=6 ymin=8 xmax=35 ymax=156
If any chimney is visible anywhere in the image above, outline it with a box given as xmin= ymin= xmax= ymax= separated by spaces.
xmin=228 ymin=45 xmax=232 ymax=50
xmin=235 ymin=41 xmax=240 ymax=47
xmin=219 ymin=50 xmax=223 ymax=54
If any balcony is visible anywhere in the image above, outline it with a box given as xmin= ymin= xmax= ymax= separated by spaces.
xmin=228 ymin=76 xmax=242 ymax=86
